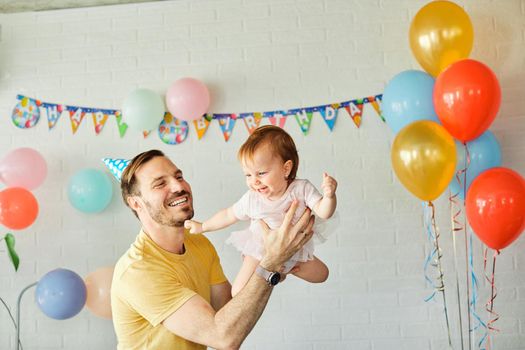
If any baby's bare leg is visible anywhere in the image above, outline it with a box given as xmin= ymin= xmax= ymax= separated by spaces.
xmin=292 ymin=256 xmax=329 ymax=283
xmin=231 ymin=255 xmax=260 ymax=297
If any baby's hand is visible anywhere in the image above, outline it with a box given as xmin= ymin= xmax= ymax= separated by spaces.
xmin=321 ymin=172 xmax=337 ymax=198
xmin=184 ymin=220 xmax=204 ymax=234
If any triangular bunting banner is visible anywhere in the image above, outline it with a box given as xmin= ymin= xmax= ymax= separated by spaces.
xmin=93 ymin=111 xmax=109 ymax=135
xmin=344 ymin=100 xmax=364 ymax=128
xmin=265 ymin=111 xmax=287 ymax=129
xmin=242 ymin=112 xmax=263 ymax=134
xmin=68 ymin=108 xmax=85 ymax=134
xmin=217 ymin=114 xmax=236 ymax=142
xmin=294 ymin=109 xmax=313 ymax=135
xmin=193 ymin=115 xmax=212 ymax=140
xmin=11 ymin=94 xmax=384 ymax=141
xmin=319 ymin=104 xmax=339 ymax=131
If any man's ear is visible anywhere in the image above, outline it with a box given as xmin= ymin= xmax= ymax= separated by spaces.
xmin=127 ymin=196 xmax=141 ymax=211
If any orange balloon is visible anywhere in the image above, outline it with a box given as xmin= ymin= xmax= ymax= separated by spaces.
xmin=391 ymin=121 xmax=457 ymax=201
xmin=434 ymin=59 xmax=501 ymax=142
xmin=466 ymin=168 xmax=525 ymax=250
xmin=0 ymin=187 xmax=39 ymax=230
xmin=409 ymin=1 xmax=473 ymax=77
xmin=85 ymin=267 xmax=114 ymax=319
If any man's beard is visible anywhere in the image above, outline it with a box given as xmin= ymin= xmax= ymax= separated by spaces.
xmin=144 ymin=193 xmax=194 ymax=227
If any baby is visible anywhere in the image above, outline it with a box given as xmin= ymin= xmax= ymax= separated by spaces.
xmin=185 ymin=125 xmax=337 ymax=296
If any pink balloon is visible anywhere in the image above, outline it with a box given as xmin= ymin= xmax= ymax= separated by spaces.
xmin=165 ymin=78 xmax=210 ymax=121
xmin=0 ymin=148 xmax=47 ymax=190
xmin=85 ymin=267 xmax=114 ymax=319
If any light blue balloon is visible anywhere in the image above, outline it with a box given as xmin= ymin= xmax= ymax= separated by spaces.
xmin=35 ymin=268 xmax=87 ymax=320
xmin=382 ymin=70 xmax=440 ymax=134
xmin=68 ymin=168 xmax=113 ymax=213
xmin=122 ymin=88 xmax=165 ymax=131
xmin=449 ymin=130 xmax=502 ymax=200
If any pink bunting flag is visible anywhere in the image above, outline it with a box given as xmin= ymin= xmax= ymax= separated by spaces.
xmin=266 ymin=112 xmax=287 ymax=128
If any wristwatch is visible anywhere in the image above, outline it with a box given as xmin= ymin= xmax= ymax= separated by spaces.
xmin=255 ymin=265 xmax=281 ymax=286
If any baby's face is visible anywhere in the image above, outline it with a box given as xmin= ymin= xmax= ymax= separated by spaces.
xmin=241 ymin=144 xmax=291 ymax=200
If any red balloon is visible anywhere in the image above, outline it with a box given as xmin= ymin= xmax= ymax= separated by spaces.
xmin=466 ymin=168 xmax=525 ymax=250
xmin=0 ymin=187 xmax=39 ymax=230
xmin=434 ymin=59 xmax=501 ymax=142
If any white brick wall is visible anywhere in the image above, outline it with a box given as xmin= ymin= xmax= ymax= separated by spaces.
xmin=0 ymin=0 xmax=524 ymax=349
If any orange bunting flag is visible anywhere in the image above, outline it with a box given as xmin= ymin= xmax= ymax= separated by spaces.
xmin=242 ymin=112 xmax=263 ymax=134
xmin=367 ymin=95 xmax=384 ymax=122
xmin=69 ymin=108 xmax=85 ymax=134
xmin=193 ymin=115 xmax=212 ymax=140
xmin=92 ymin=111 xmax=109 ymax=135
xmin=344 ymin=100 xmax=364 ymax=128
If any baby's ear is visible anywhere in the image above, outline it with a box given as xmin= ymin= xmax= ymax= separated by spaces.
xmin=284 ymin=160 xmax=293 ymax=176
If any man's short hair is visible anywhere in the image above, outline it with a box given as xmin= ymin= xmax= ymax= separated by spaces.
xmin=120 ymin=149 xmax=165 ymax=217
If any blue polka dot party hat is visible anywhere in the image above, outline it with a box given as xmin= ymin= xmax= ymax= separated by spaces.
xmin=102 ymin=158 xmax=130 ymax=182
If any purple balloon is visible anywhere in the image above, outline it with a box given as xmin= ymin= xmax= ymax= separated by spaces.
xmin=0 ymin=148 xmax=47 ymax=190
xmin=35 ymin=269 xmax=86 ymax=320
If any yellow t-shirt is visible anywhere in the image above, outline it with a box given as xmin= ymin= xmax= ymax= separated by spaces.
xmin=111 ymin=230 xmax=227 ymax=350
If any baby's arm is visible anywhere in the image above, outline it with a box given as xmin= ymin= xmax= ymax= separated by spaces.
xmin=313 ymin=172 xmax=337 ymax=219
xmin=185 ymin=207 xmax=238 ymax=234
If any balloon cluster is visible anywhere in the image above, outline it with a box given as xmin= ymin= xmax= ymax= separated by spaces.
xmin=0 ymin=148 xmax=45 ymax=230
xmin=35 ymin=267 xmax=114 ymax=320
xmin=122 ymin=77 xmax=210 ymax=132
xmin=383 ymin=1 xmax=525 ymax=251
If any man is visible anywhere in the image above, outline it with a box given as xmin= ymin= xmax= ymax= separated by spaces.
xmin=111 ymin=150 xmax=314 ymax=349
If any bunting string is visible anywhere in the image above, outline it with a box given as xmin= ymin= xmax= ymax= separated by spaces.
xmin=10 ymin=94 xmax=383 ymax=144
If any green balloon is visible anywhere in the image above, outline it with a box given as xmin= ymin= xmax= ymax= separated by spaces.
xmin=122 ymin=88 xmax=165 ymax=131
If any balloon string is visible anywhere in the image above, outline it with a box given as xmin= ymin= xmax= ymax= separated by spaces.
xmin=483 ymin=248 xmax=500 ymax=350
xmin=428 ymin=201 xmax=453 ymax=347
xmin=462 ymin=142 xmax=474 ymax=350
xmin=449 ymin=190 xmax=465 ymax=350
xmin=468 ymin=229 xmax=488 ymax=350
xmin=423 ymin=202 xmax=439 ymax=301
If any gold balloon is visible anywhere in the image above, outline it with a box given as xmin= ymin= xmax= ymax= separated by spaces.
xmin=409 ymin=1 xmax=474 ymax=77
xmin=391 ymin=121 xmax=457 ymax=201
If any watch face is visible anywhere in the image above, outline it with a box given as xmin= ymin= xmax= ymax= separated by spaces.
xmin=269 ymin=272 xmax=281 ymax=286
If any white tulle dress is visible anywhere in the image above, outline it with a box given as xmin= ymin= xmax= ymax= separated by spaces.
xmin=226 ymin=179 xmax=334 ymax=273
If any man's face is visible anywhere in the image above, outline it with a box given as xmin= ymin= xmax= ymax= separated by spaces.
xmin=133 ymin=156 xmax=194 ymax=227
